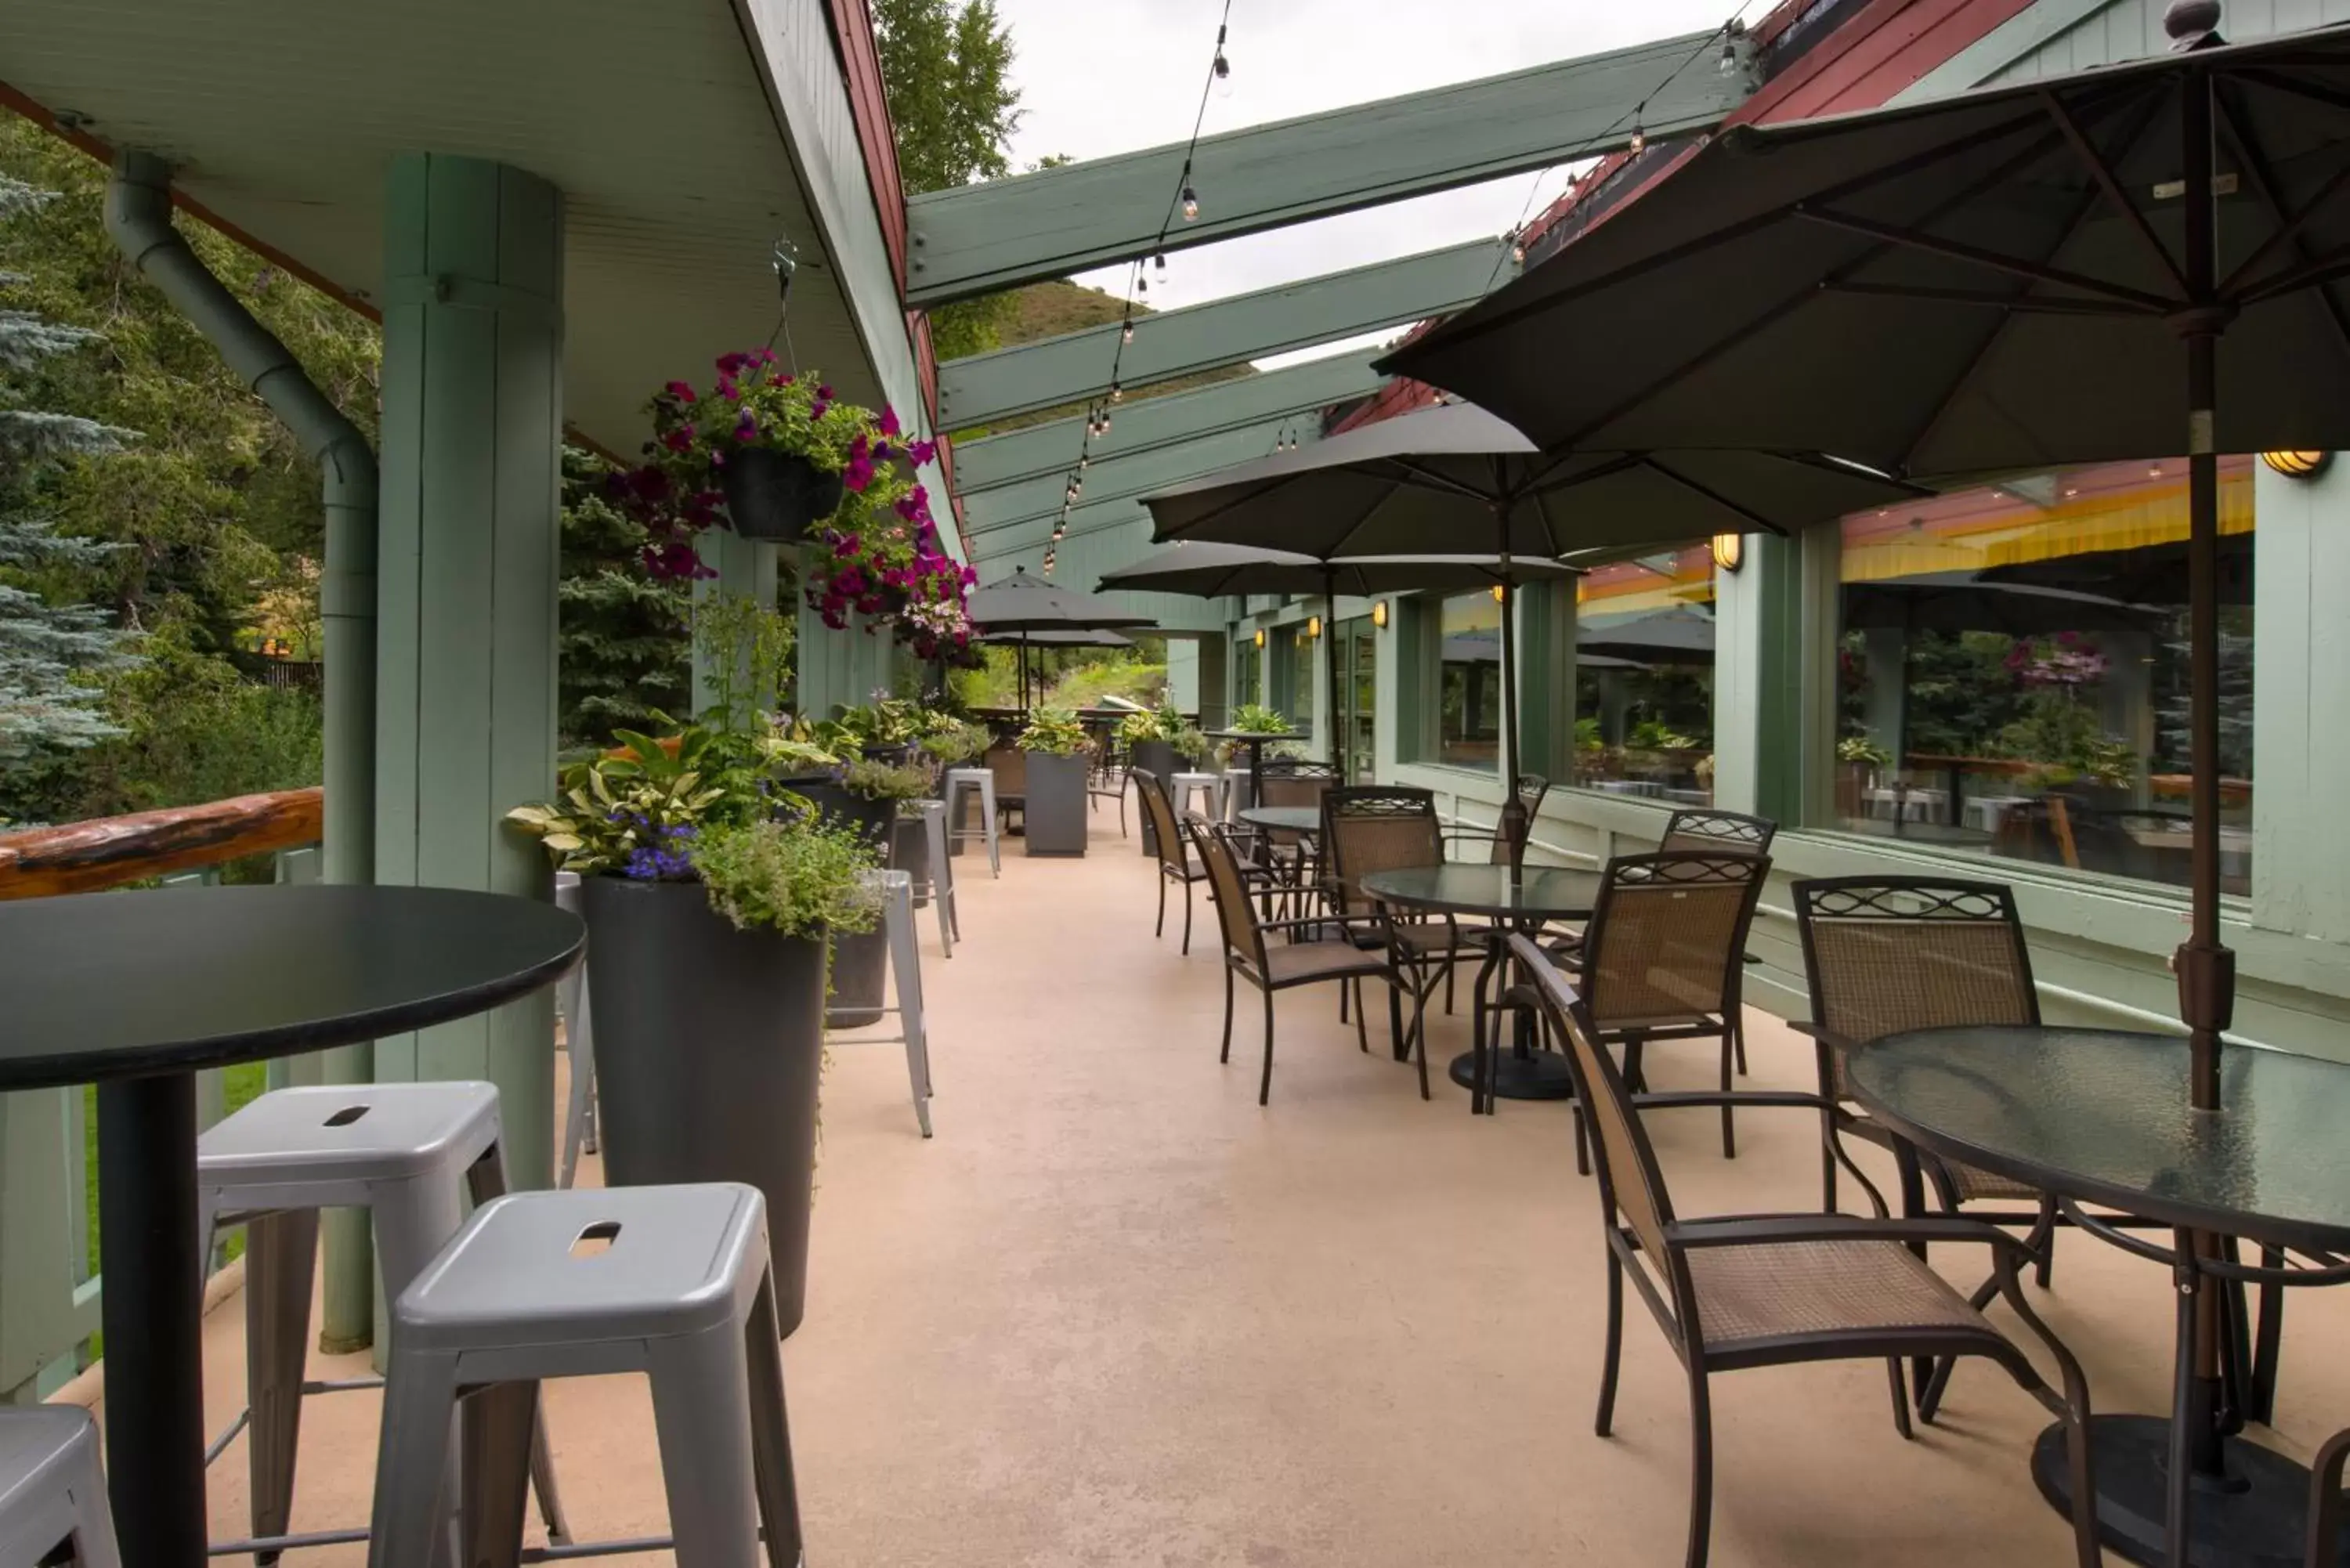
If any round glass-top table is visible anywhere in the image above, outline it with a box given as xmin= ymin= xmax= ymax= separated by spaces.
xmin=1359 ymin=865 xmax=1601 ymax=1107
xmin=1848 ymin=1025 xmax=2350 ymax=1568
xmin=0 ymin=883 xmax=584 ymax=1568
xmin=1238 ymin=805 xmax=1321 ymax=836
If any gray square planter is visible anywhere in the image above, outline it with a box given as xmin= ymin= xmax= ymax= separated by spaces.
xmin=1022 ymin=750 xmax=1090 ymax=857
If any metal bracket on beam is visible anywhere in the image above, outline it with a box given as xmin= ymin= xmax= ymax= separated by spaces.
xmin=952 ymin=349 xmax=1384 ymax=493
xmin=938 ymin=240 xmax=1502 ymax=432
xmin=905 ymin=30 xmax=1738 ymax=306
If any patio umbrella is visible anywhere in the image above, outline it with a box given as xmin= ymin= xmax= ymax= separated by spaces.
xmin=967 ymin=566 xmax=1158 ymax=710
xmin=1142 ymin=401 xmax=1921 ymax=837
xmin=1578 ymin=605 xmax=1718 ymax=666
xmin=1843 ymin=573 xmax=2165 ymax=635
xmin=1385 ymin=13 xmax=2350 ymax=1110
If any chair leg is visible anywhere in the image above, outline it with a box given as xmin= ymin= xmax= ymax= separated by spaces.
xmin=1155 ymin=873 xmax=1167 ymax=938
xmin=2251 ymin=1246 xmax=2286 ymax=1428
xmin=2029 ymin=1194 xmax=2059 ymax=1292
xmin=1220 ymin=966 xmax=1235 ymax=1064
xmin=1683 ymin=1371 xmax=1716 ymax=1568
xmin=1572 ymin=1103 xmax=1590 ymax=1176
xmin=1885 ymin=1359 xmax=1914 ymax=1440
xmin=1353 ymin=978 xmax=1369 ymax=1054
xmin=1820 ymin=1114 xmax=1839 ymax=1215
xmin=1339 ymin=976 xmax=1350 ymax=1024
xmin=1181 ymin=880 xmax=1195 ymax=956
xmin=1596 ymin=1249 xmax=1623 ymax=1436
xmin=1405 ymin=981 xmax=1429 ymax=1100
xmin=1732 ymin=1010 xmax=1748 ymax=1077
xmin=2307 ymin=1426 xmax=2350 ymax=1568
xmin=1444 ymin=957 xmax=1455 ymax=1016
xmin=1259 ymin=986 xmax=1278 ymax=1106
xmin=1718 ymin=1030 xmax=1736 ymax=1159
xmin=246 ymin=1209 xmax=320 ymax=1566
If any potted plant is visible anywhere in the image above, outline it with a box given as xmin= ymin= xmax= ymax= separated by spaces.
xmin=609 ymin=351 xmax=979 ymax=665
xmin=1018 ymin=707 xmax=1093 ymax=858
xmin=1120 ymin=708 xmax=1179 ymax=851
xmin=1220 ymin=703 xmax=1292 ymax=812
xmin=506 ymin=727 xmax=880 ymax=1336
xmin=819 ymin=755 xmax=934 ymax=1027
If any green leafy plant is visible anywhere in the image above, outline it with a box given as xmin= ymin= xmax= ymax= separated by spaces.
xmin=1573 ymin=716 xmax=1605 ymax=754
xmin=504 ymin=728 xmax=732 ymax=877
xmin=1626 ymin=719 xmax=1702 ymax=752
xmin=1115 ymin=708 xmax=1163 ymax=744
xmin=1170 ymin=721 xmax=1211 ymax=764
xmin=690 ymin=591 xmax=795 ymax=735
xmin=826 ymin=694 xmax=926 ymax=750
xmin=1018 ymin=706 xmax=1090 ymax=757
xmin=919 ymin=718 xmax=992 ymax=768
xmin=1230 ymin=703 xmax=1291 ymax=735
xmin=692 ymin=807 xmax=884 ymax=940
xmin=839 ymin=757 xmax=935 ymax=801
xmin=1838 ymin=733 xmax=1893 ymax=767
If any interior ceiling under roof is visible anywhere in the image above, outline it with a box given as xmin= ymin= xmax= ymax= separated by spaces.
xmin=0 ymin=0 xmax=884 ymax=456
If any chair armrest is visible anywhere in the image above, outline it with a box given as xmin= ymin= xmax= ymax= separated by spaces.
xmin=1632 ymin=1090 xmax=1831 ymax=1115
xmin=1663 ymin=1213 xmax=2031 ymax=1255
xmin=1257 ymin=913 xmax=1382 ymax=935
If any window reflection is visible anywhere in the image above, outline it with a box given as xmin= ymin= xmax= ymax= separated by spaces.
xmin=1574 ymin=546 xmax=1716 ymax=804
xmin=1831 ymin=457 xmax=2254 ymax=894
xmin=1436 ymin=591 xmax=1502 ymax=771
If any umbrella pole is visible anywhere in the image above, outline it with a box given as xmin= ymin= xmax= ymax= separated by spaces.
xmin=2176 ymin=67 xmax=2231 ymax=1115
xmin=1325 ymin=566 xmax=1343 ymax=773
xmin=1495 ymin=503 xmax=1526 ymax=864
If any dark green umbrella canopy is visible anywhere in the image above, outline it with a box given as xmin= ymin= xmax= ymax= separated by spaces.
xmin=1383 ymin=24 xmax=2350 ymax=473
xmin=965 ymin=566 xmax=1158 ymax=634
xmin=1141 ymin=403 xmax=1922 ymax=556
xmin=978 ymin=627 xmax=1134 ymax=649
xmin=1844 ymin=573 xmax=2164 ymax=634
xmin=1096 ymin=541 xmax=1581 ymax=598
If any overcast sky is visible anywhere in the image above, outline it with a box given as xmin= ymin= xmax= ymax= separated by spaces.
xmin=992 ymin=1 xmax=1745 ymax=363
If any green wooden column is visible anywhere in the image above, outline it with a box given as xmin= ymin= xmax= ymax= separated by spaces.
xmin=374 ymin=154 xmax=564 ymax=1169
xmin=1515 ymin=580 xmax=1577 ymax=785
xmin=1710 ymin=533 xmax=1813 ymax=824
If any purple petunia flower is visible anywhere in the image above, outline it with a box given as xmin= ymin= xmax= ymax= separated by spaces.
xmin=664 ymin=380 xmax=696 ymax=400
xmin=880 ymin=406 xmax=901 ymax=437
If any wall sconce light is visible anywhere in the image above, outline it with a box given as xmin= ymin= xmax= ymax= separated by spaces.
xmin=1711 ymin=533 xmax=1744 ymax=573
xmin=1490 ymin=583 xmax=1506 ymax=603
xmin=1372 ymin=600 xmax=1389 ymax=630
xmin=2261 ymin=450 xmax=2332 ymax=479
xmin=1306 ymin=615 xmax=1322 ymax=640
xmin=1253 ymin=628 xmax=1266 ymax=649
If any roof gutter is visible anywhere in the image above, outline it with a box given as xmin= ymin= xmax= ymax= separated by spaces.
xmin=101 ymin=150 xmax=375 ymax=892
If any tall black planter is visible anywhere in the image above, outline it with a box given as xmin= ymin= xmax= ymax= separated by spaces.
xmin=893 ymin=813 xmax=931 ymax=908
xmin=775 ymin=775 xmax=894 ymax=1026
xmin=720 ymin=446 xmax=844 ymax=544
xmin=578 ymin=877 xmax=826 ymax=1335
xmin=1131 ymin=739 xmax=1178 ymax=854
xmin=1022 ymin=751 xmax=1089 ymax=857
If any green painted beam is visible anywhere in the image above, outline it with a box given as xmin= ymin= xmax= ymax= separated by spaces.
xmin=974 ymin=500 xmax=1148 ymax=565
xmin=938 ymin=240 xmax=1502 ymax=431
xmin=963 ymin=420 xmax=1314 ymax=537
xmin=953 ymin=350 xmax=1383 ymax=493
xmin=906 ymin=31 xmax=1737 ymax=306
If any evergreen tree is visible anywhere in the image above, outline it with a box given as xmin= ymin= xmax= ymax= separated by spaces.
xmin=0 ymin=172 xmax=136 ymax=764
xmin=559 ymin=446 xmax=689 ymax=750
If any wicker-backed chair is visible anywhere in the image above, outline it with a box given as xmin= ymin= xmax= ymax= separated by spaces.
xmin=1195 ymin=818 xmax=1398 ymax=1104
xmin=1509 ymin=934 xmax=2100 ymax=1568
xmin=1658 ymin=807 xmax=1777 ymax=856
xmin=1086 ymin=735 xmax=1128 ymax=838
xmin=1318 ymin=786 xmax=1484 ymax=1093
xmin=1791 ymin=875 xmax=2064 ymax=1419
xmin=1546 ymin=851 xmax=1769 ymax=1159
xmin=1133 ymin=770 xmax=1207 ymax=953
xmin=982 ymin=745 xmax=1028 ymax=833
xmin=1444 ymin=774 xmax=1552 ymax=869
xmin=1249 ymin=760 xmax=1341 ymax=905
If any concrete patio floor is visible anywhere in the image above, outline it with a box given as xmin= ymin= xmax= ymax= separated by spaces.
xmin=99 ymin=800 xmax=2350 ymax=1566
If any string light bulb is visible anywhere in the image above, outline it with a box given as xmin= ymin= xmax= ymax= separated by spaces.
xmin=1213 ymin=51 xmax=1231 ymax=98
xmin=1109 ymin=382 xmax=1123 ymax=404
xmin=1629 ymin=124 xmax=1647 ymax=155
xmin=1154 ymin=253 xmax=1166 ymax=272
xmin=1181 ymin=186 xmax=1199 ymax=221
xmin=1121 ymin=321 xmax=1134 ymax=345
xmin=1510 ymin=229 xmax=1526 ymax=265
xmin=1079 ymin=452 xmax=1090 ymax=469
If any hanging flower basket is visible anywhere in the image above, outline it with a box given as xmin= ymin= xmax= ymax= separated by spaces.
xmin=720 ymin=446 xmax=846 ymax=544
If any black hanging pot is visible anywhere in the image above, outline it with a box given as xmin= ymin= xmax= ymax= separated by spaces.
xmin=721 ymin=446 xmax=846 ymax=544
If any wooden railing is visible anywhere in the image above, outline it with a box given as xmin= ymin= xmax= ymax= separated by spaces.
xmin=0 ymin=788 xmax=324 ymax=1399
xmin=0 ymin=787 xmax=322 ymax=899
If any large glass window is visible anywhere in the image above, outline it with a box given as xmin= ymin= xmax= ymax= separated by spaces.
xmin=1232 ymin=633 xmax=1261 ymax=711
xmin=1436 ymin=591 xmax=1502 ymax=770
xmin=1830 ymin=457 xmax=2253 ymax=894
xmin=1290 ymin=624 xmax=1316 ymax=738
xmin=1571 ymin=547 xmax=1717 ymax=803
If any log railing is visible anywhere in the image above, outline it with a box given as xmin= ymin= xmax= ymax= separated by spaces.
xmin=0 ymin=787 xmax=323 ymax=899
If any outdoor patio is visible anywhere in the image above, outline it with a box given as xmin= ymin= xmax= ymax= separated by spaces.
xmin=106 ymin=803 xmax=2350 ymax=1567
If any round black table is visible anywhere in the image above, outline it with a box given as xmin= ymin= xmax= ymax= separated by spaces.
xmin=1848 ymin=1025 xmax=2350 ymax=1568
xmin=1358 ymin=865 xmax=1600 ymax=1107
xmin=0 ymin=883 xmax=584 ymax=1568
xmin=1238 ymin=805 xmax=1320 ymax=836
xmin=1206 ymin=730 xmax=1307 ymax=815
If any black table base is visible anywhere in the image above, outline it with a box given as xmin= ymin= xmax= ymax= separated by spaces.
xmin=1447 ymin=1049 xmax=1577 ymax=1101
xmin=2031 ymin=1415 xmax=2346 ymax=1568
xmin=97 ymin=1071 xmax=206 ymax=1568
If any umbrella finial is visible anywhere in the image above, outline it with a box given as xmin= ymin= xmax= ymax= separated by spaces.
xmin=2164 ymin=0 xmax=2224 ymax=49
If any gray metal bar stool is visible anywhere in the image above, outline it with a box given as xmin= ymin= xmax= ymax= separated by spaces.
xmin=0 ymin=1407 xmax=119 ymax=1568
xmin=825 ymin=871 xmax=936 ymax=1137
xmin=909 ymin=798 xmax=956 ymax=956
xmin=367 ymin=1183 xmax=802 ymax=1568
xmin=553 ymin=872 xmax=598 ymax=1184
xmin=942 ymin=767 xmax=1000 ymax=877
xmin=195 ymin=1082 xmax=567 ymax=1560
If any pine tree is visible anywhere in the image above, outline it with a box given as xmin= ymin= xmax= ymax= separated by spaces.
xmin=558 ymin=445 xmax=689 ymax=750
xmin=0 ymin=172 xmax=136 ymax=763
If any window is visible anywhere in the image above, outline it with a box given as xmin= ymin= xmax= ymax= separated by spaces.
xmin=1290 ymin=623 xmax=1317 ymax=738
xmin=1435 ymin=591 xmax=1502 ymax=770
xmin=1830 ymin=457 xmax=2253 ymax=894
xmin=1572 ymin=546 xmax=1716 ymax=803
xmin=1232 ymin=633 xmax=1261 ymax=712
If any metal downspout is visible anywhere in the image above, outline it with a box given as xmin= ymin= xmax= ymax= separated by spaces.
xmin=103 ymin=150 xmax=379 ymax=1350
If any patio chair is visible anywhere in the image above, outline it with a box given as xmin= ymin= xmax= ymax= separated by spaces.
xmin=1133 ymin=770 xmax=1206 ymax=953
xmin=1319 ymin=786 xmax=1486 ymax=1086
xmin=2308 ymin=1425 xmax=2350 ymax=1568
xmin=1196 ymin=819 xmax=1401 ymax=1104
xmin=1541 ymin=851 xmax=1768 ymax=1162
xmin=1791 ymin=875 xmax=2064 ymax=1420
xmin=1246 ymin=759 xmax=1340 ymax=909
xmin=1509 ymin=934 xmax=2102 ymax=1568
xmin=1444 ymin=774 xmax=1551 ymax=869
xmin=1086 ymin=735 xmax=1128 ymax=838
xmin=982 ymin=744 xmax=1027 ymax=834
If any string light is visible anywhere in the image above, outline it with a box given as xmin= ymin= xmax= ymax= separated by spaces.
xmin=1110 ymin=382 xmax=1123 ymax=404
xmin=1509 ymin=229 xmax=1526 ymax=266
xmin=1181 ymin=186 xmax=1199 ymax=221
xmin=1154 ymin=253 xmax=1167 ymax=273
xmin=1629 ymin=124 xmax=1647 ymax=155
xmin=1121 ymin=321 xmax=1134 ymax=344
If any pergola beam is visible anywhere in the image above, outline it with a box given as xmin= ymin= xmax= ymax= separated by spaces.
xmin=971 ymin=501 xmax=1152 ymax=566
xmin=905 ymin=30 xmax=1739 ymax=305
xmin=963 ymin=418 xmax=1314 ymax=537
xmin=952 ymin=349 xmax=1384 ymax=493
xmin=936 ymin=239 xmax=1502 ymax=432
